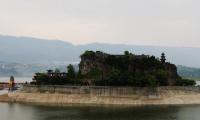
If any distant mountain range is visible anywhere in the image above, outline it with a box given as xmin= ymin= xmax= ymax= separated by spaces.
xmin=0 ymin=60 xmax=199 ymax=80
xmin=0 ymin=35 xmax=200 ymax=68
xmin=177 ymin=65 xmax=200 ymax=80
xmin=0 ymin=61 xmax=67 ymax=77
xmin=1 ymin=35 xmax=200 ymax=78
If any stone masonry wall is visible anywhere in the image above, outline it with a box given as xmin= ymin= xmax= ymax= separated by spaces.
xmin=8 ymin=85 xmax=200 ymax=105
xmin=21 ymin=85 xmax=200 ymax=96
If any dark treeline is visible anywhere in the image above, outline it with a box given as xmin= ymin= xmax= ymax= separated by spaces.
xmin=32 ymin=51 xmax=196 ymax=87
xmin=32 ymin=64 xmax=78 ymax=85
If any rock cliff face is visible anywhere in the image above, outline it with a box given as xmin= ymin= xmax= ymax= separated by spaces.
xmin=79 ymin=51 xmax=181 ymax=86
xmin=164 ymin=63 xmax=182 ymax=85
xmin=79 ymin=51 xmax=110 ymax=76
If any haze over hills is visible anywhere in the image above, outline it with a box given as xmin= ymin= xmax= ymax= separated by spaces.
xmin=0 ymin=61 xmax=70 ymax=77
xmin=1 ymin=35 xmax=200 ymax=78
xmin=177 ymin=65 xmax=200 ymax=80
xmin=0 ymin=35 xmax=78 ymax=64
xmin=0 ymin=35 xmax=200 ymax=68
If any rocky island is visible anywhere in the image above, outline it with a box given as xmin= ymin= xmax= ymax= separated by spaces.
xmin=79 ymin=51 xmax=183 ymax=86
xmin=1 ymin=51 xmax=199 ymax=106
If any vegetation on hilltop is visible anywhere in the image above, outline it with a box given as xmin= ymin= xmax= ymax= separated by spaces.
xmin=33 ymin=51 xmax=196 ymax=87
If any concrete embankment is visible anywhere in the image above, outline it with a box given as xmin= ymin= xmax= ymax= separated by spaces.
xmin=3 ymin=85 xmax=200 ymax=105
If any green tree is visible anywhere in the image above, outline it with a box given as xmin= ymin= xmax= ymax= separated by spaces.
xmin=34 ymin=73 xmax=49 ymax=85
xmin=80 ymin=50 xmax=96 ymax=59
xmin=124 ymin=51 xmax=130 ymax=56
xmin=144 ymin=75 xmax=158 ymax=87
xmin=67 ymin=64 xmax=76 ymax=79
xmin=107 ymin=69 xmax=121 ymax=86
xmin=155 ymin=69 xmax=168 ymax=86
xmin=87 ymin=67 xmax=102 ymax=78
xmin=54 ymin=68 xmax=60 ymax=73
xmin=179 ymin=79 xmax=196 ymax=86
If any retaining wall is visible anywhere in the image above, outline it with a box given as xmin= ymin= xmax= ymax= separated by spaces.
xmin=7 ymin=85 xmax=200 ymax=105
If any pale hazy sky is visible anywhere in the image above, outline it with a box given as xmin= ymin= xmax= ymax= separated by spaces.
xmin=0 ymin=0 xmax=200 ymax=47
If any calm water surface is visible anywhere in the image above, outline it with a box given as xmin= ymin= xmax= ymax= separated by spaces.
xmin=1 ymin=77 xmax=200 ymax=120
xmin=0 ymin=103 xmax=200 ymax=120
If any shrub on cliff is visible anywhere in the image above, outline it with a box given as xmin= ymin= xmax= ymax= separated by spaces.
xmin=177 ymin=79 xmax=196 ymax=86
xmin=80 ymin=50 xmax=96 ymax=60
xmin=154 ymin=69 xmax=168 ymax=86
xmin=67 ymin=64 xmax=76 ymax=79
xmin=144 ymin=75 xmax=158 ymax=87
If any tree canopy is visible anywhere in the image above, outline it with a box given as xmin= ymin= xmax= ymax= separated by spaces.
xmin=32 ymin=51 xmax=196 ymax=87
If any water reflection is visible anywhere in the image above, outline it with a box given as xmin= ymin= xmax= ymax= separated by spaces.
xmin=1 ymin=103 xmax=200 ymax=120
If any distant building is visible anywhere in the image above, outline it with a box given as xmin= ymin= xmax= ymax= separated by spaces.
xmin=32 ymin=70 xmax=68 ymax=83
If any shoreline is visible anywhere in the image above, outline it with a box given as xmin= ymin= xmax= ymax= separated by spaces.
xmin=3 ymin=93 xmax=200 ymax=106
xmin=2 ymin=86 xmax=200 ymax=106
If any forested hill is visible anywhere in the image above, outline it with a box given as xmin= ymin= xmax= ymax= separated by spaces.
xmin=77 ymin=51 xmax=196 ymax=86
xmin=177 ymin=65 xmax=200 ymax=80
xmin=0 ymin=35 xmax=200 ymax=68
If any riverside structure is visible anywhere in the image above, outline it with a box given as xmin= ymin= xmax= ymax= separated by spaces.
xmin=3 ymin=85 xmax=200 ymax=106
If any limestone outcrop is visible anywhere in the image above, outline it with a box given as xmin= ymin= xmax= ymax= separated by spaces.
xmin=79 ymin=51 xmax=182 ymax=86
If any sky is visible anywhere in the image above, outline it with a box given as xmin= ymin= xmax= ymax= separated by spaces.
xmin=0 ymin=0 xmax=199 ymax=47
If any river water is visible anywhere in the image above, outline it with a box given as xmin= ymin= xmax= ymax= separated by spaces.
xmin=1 ymin=77 xmax=200 ymax=120
xmin=0 ymin=103 xmax=200 ymax=120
